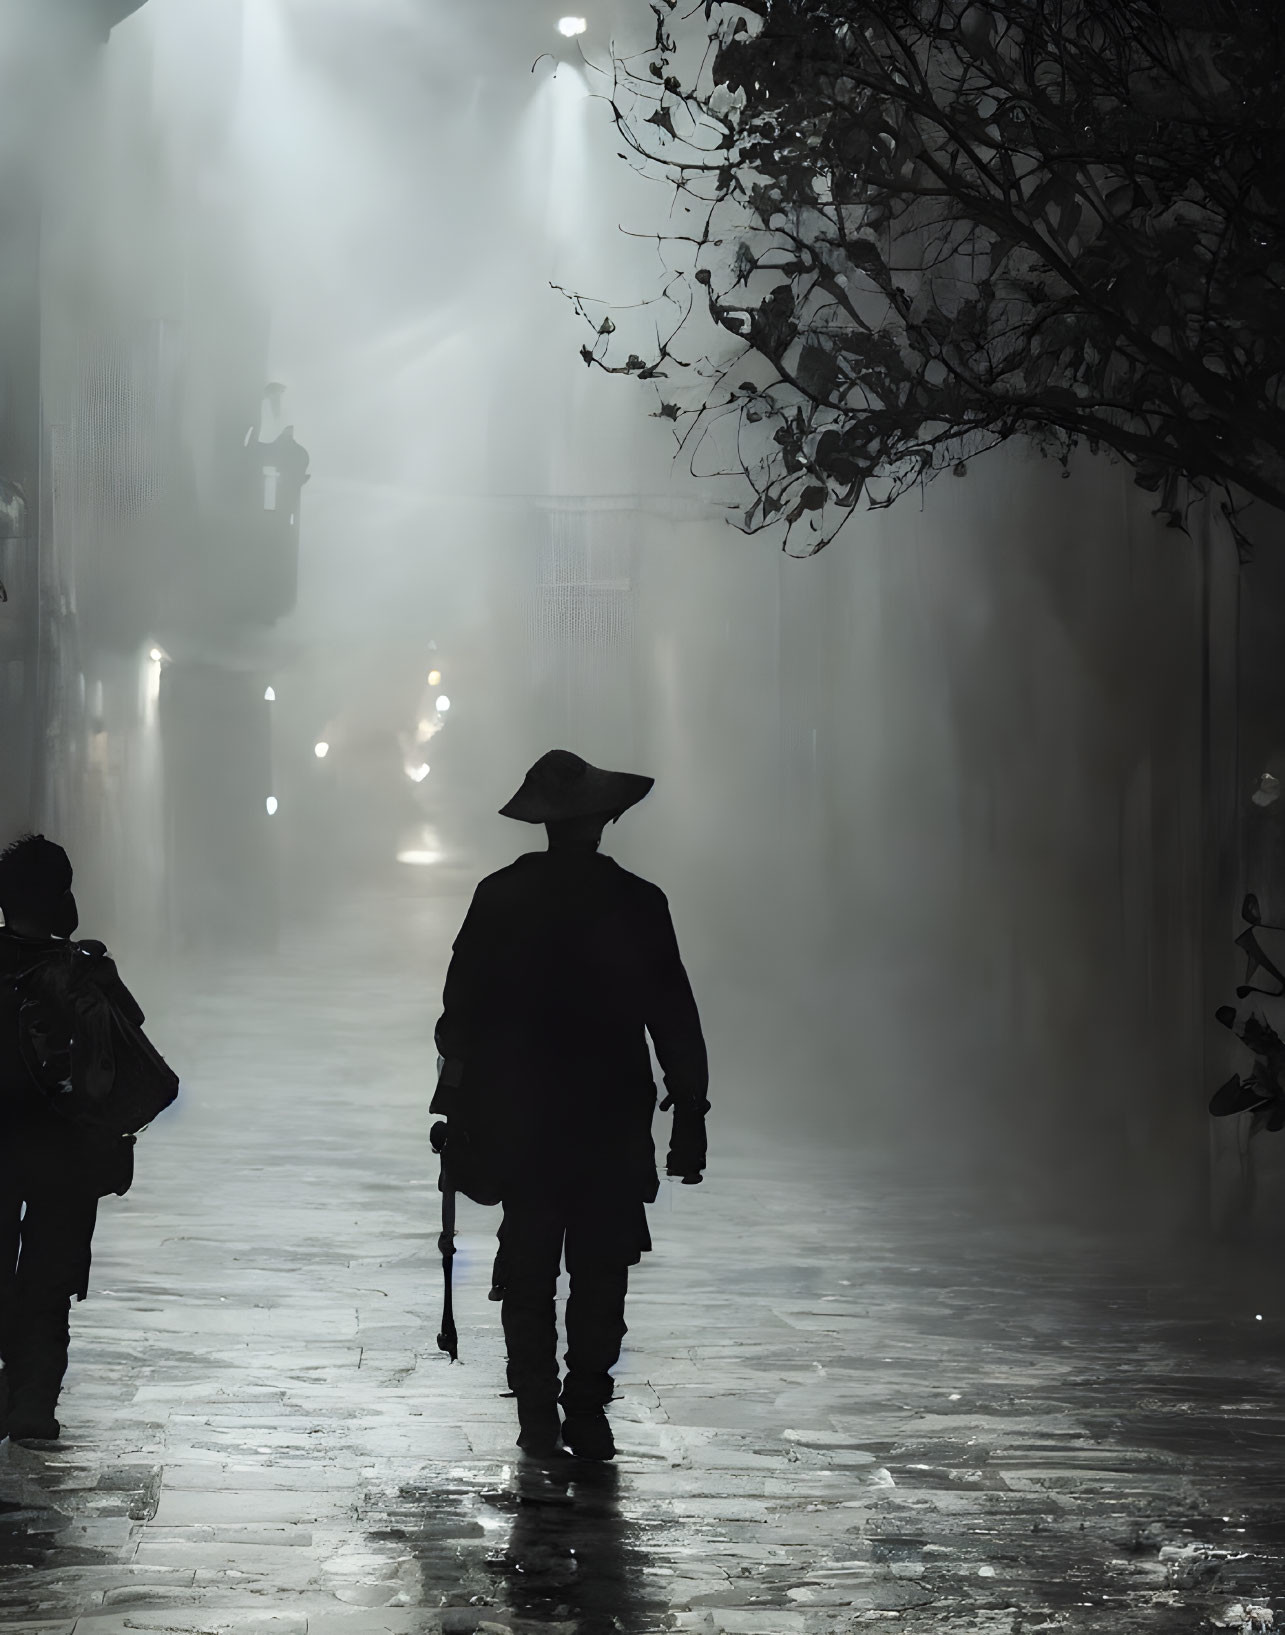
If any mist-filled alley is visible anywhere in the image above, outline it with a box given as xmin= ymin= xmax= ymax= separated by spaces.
xmin=1 ymin=865 xmax=1282 ymax=1634
xmin=4 ymin=0 xmax=1279 ymax=1226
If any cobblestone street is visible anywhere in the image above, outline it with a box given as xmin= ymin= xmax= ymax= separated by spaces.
xmin=1 ymin=868 xmax=1282 ymax=1635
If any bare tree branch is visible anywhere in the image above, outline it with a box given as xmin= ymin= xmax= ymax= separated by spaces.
xmin=567 ymin=0 xmax=1283 ymax=555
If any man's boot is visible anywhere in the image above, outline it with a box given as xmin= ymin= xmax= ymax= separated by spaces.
xmin=559 ymin=1407 xmax=615 ymax=1461
xmin=515 ymin=1397 xmax=563 ymax=1456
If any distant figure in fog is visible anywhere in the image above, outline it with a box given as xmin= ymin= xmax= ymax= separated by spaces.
xmin=0 ymin=836 xmax=172 ymax=1443
xmin=432 ymin=750 xmax=709 ymax=1460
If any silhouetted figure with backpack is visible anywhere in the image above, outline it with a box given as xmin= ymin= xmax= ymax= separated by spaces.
xmin=0 ymin=835 xmax=177 ymax=1442
xmin=431 ymin=751 xmax=709 ymax=1460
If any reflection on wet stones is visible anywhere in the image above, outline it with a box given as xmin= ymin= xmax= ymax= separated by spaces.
xmin=368 ymin=1463 xmax=667 ymax=1635
xmin=488 ymin=1463 xmax=666 ymax=1635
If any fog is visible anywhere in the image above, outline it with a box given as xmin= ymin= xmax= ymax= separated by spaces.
xmin=2 ymin=0 xmax=1241 ymax=1231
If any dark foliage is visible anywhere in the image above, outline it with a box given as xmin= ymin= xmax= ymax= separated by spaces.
xmin=1210 ymin=894 xmax=1285 ymax=1137
xmin=568 ymin=0 xmax=1283 ymax=554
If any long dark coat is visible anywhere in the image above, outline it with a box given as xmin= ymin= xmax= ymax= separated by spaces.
xmin=433 ymin=848 xmax=708 ymax=1204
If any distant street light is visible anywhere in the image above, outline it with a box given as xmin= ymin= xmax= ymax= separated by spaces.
xmin=266 ymin=796 xmax=279 ymax=815
xmin=558 ymin=17 xmax=587 ymax=37
xmin=435 ymin=695 xmax=451 ymax=713
xmin=314 ymin=741 xmax=330 ymax=759
xmin=264 ymin=686 xmax=276 ymax=702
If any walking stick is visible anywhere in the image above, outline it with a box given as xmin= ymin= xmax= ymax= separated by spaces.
xmin=430 ymin=1117 xmax=459 ymax=1362
xmin=437 ymin=1170 xmax=459 ymax=1362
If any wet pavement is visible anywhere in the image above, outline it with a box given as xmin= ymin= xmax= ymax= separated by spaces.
xmin=2 ymin=867 xmax=1283 ymax=1634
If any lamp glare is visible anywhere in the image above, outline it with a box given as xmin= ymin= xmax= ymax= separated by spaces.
xmin=557 ymin=16 xmax=587 ymax=36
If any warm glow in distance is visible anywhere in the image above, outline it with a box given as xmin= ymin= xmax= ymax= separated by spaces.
xmin=427 ymin=669 xmax=441 ymax=686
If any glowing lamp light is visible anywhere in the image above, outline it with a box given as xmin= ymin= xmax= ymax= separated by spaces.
xmin=435 ymin=695 xmax=451 ymax=713
xmin=148 ymin=646 xmax=165 ymax=664
xmin=264 ymin=686 xmax=276 ymax=702
xmin=428 ymin=669 xmax=442 ymax=687
xmin=557 ymin=16 xmax=587 ymax=36
xmin=408 ymin=763 xmax=430 ymax=783
xmin=265 ymin=796 xmax=279 ymax=816
xmin=314 ymin=741 xmax=330 ymax=759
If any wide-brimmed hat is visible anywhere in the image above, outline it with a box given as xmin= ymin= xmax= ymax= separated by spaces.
xmin=499 ymin=749 xmax=654 ymax=824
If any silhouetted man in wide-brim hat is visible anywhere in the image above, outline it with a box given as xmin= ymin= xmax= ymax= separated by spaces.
xmin=432 ymin=750 xmax=709 ymax=1459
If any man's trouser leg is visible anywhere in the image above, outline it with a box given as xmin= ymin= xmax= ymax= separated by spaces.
xmin=560 ymin=1191 xmax=643 ymax=1418
xmin=497 ymin=1198 xmax=566 ymax=1451
xmin=8 ymin=1187 xmax=98 ymax=1436
xmin=558 ymin=1204 xmax=635 ymax=1460
xmin=560 ymin=1263 xmax=629 ymax=1415
xmin=0 ymin=1168 xmax=22 ymax=1428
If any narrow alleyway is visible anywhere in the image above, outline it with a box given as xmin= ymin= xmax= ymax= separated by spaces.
xmin=1 ymin=859 xmax=1282 ymax=1635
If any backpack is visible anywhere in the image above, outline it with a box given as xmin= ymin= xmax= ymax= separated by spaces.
xmin=14 ymin=939 xmax=179 ymax=1138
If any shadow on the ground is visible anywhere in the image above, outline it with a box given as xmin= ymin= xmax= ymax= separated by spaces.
xmin=0 ymin=1442 xmax=159 ymax=1617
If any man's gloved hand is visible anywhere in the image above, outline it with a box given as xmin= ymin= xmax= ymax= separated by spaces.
xmin=663 ymin=1095 xmax=709 ymax=1185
